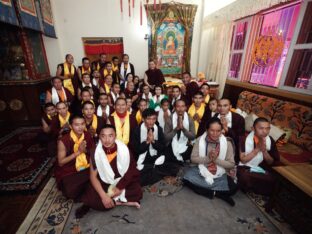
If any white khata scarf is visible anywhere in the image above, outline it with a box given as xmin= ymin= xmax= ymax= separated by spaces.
xmin=120 ymin=62 xmax=131 ymax=81
xmin=96 ymin=105 xmax=110 ymax=117
xmin=198 ymin=132 xmax=227 ymax=185
xmin=239 ymin=131 xmax=271 ymax=168
xmin=157 ymin=108 xmax=171 ymax=130
xmin=94 ymin=140 xmax=130 ymax=202
xmin=137 ymin=124 xmax=165 ymax=170
xmin=171 ymin=112 xmax=189 ymax=161
xmin=217 ymin=112 xmax=232 ymax=128
xmin=51 ymin=87 xmax=67 ymax=105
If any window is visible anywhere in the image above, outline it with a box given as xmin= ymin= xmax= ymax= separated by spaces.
xmin=281 ymin=0 xmax=312 ymax=94
xmin=250 ymin=3 xmax=301 ymax=87
xmin=228 ymin=19 xmax=250 ymax=79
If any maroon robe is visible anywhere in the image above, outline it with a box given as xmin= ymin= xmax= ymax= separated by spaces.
xmin=196 ymin=106 xmax=213 ymax=137
xmin=55 ymin=131 xmax=95 ymax=200
xmin=85 ymin=116 xmax=106 ymax=141
xmin=47 ymin=87 xmax=74 ymax=105
xmin=145 ymin=68 xmax=165 ymax=87
xmin=57 ymin=63 xmax=79 ymax=93
xmin=81 ymin=144 xmax=142 ymax=210
xmin=237 ymin=135 xmax=280 ymax=196
xmin=91 ymin=60 xmax=106 ymax=71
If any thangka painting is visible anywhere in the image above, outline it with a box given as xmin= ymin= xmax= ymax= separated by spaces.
xmin=18 ymin=0 xmax=37 ymax=16
xmin=156 ymin=10 xmax=185 ymax=75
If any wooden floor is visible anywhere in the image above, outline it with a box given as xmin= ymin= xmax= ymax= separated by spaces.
xmin=0 ymin=172 xmax=52 ymax=234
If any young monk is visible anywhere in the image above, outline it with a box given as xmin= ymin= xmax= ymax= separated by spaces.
xmin=99 ymin=74 xmax=113 ymax=94
xmin=50 ymin=101 xmax=71 ymax=139
xmin=77 ymin=73 xmax=99 ymax=101
xmin=82 ymin=101 xmax=106 ymax=140
xmin=78 ymin=57 xmax=92 ymax=81
xmin=124 ymin=81 xmax=139 ymax=107
xmin=200 ymin=83 xmax=211 ymax=104
xmin=208 ymin=98 xmax=218 ymax=116
xmin=56 ymin=54 xmax=78 ymax=95
xmin=188 ymin=91 xmax=209 ymax=135
xmin=181 ymin=72 xmax=199 ymax=107
xmin=131 ymin=108 xmax=179 ymax=186
xmin=140 ymin=84 xmax=153 ymax=102
xmin=55 ymin=115 xmax=95 ymax=201
xmin=92 ymin=70 xmax=101 ymax=88
xmin=133 ymin=98 xmax=148 ymax=125
xmin=108 ymin=98 xmax=137 ymax=146
xmin=183 ymin=117 xmax=237 ymax=206
xmin=45 ymin=77 xmax=73 ymax=106
xmin=101 ymin=62 xmax=120 ymax=84
xmin=41 ymin=102 xmax=57 ymax=134
xmin=76 ymin=124 xmax=142 ymax=218
xmin=96 ymin=93 xmax=114 ymax=121
xmin=91 ymin=53 xmax=106 ymax=72
xmin=238 ymin=117 xmax=280 ymax=196
xmin=170 ymin=86 xmax=186 ymax=111
xmin=144 ymin=60 xmax=165 ymax=90
xmin=157 ymin=99 xmax=171 ymax=130
xmin=108 ymin=83 xmax=122 ymax=106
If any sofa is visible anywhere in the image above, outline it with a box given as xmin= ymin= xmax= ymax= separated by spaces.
xmin=236 ymin=91 xmax=312 ymax=165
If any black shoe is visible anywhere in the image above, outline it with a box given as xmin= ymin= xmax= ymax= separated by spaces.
xmin=215 ymin=192 xmax=235 ymax=206
xmin=75 ymin=205 xmax=90 ymax=219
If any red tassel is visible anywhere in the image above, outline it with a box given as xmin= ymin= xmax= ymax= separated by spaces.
xmin=154 ymin=0 xmax=156 ymax=10
xmin=140 ymin=1 xmax=142 ymax=25
xmin=120 ymin=0 xmax=123 ymax=12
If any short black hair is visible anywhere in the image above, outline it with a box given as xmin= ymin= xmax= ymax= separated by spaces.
xmin=206 ymin=117 xmax=222 ymax=130
xmin=193 ymin=91 xmax=204 ymax=97
xmin=142 ymin=108 xmax=157 ymax=119
xmin=98 ymin=93 xmax=108 ymax=98
xmin=175 ymin=99 xmax=186 ymax=107
xmin=122 ymin=54 xmax=129 ymax=58
xmin=154 ymin=85 xmax=163 ymax=91
xmin=100 ymin=53 xmax=106 ymax=56
xmin=253 ymin=117 xmax=270 ymax=127
xmin=105 ymin=61 xmax=112 ymax=66
xmin=51 ymin=76 xmax=62 ymax=82
xmin=182 ymin=71 xmax=191 ymax=77
xmin=82 ymin=57 xmax=89 ymax=62
xmin=208 ymin=97 xmax=217 ymax=104
xmin=82 ymin=100 xmax=95 ymax=109
xmin=139 ymin=98 xmax=148 ymax=104
xmin=65 ymin=54 xmax=72 ymax=59
xmin=44 ymin=102 xmax=55 ymax=109
xmin=126 ymin=73 xmax=133 ymax=79
xmin=161 ymin=98 xmax=169 ymax=105
xmin=82 ymin=72 xmax=90 ymax=78
xmin=100 ymin=124 xmax=116 ymax=133
xmin=81 ymin=87 xmax=91 ymax=94
xmin=115 ymin=97 xmax=126 ymax=105
xmin=56 ymin=101 xmax=67 ymax=108
xmin=148 ymin=59 xmax=155 ymax=63
xmin=69 ymin=114 xmax=84 ymax=124
xmin=200 ymin=83 xmax=210 ymax=89
xmin=112 ymin=56 xmax=119 ymax=61
xmin=172 ymin=85 xmax=181 ymax=91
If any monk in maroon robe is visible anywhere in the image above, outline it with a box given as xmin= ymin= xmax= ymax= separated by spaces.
xmin=55 ymin=115 xmax=95 ymax=201
xmin=76 ymin=124 xmax=142 ymax=218
xmin=238 ymin=117 xmax=279 ymax=196
xmin=182 ymin=72 xmax=199 ymax=107
xmin=144 ymin=60 xmax=165 ymax=90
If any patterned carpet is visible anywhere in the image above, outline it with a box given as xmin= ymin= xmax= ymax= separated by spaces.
xmin=0 ymin=127 xmax=55 ymax=192
xmin=18 ymin=177 xmax=294 ymax=234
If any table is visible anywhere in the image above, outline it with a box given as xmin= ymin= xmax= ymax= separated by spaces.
xmin=271 ymin=164 xmax=312 ymax=234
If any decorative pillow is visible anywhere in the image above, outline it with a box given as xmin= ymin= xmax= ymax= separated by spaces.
xmin=245 ymin=113 xmax=258 ymax=132
xmin=244 ymin=113 xmax=286 ymax=142
xmin=270 ymin=124 xmax=286 ymax=142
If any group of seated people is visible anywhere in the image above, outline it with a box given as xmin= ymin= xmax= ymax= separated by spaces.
xmin=41 ymin=53 xmax=280 ymax=218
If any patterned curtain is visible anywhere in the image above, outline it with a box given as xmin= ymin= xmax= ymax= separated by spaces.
xmin=171 ymin=3 xmax=197 ymax=72
xmin=145 ymin=4 xmax=168 ymax=60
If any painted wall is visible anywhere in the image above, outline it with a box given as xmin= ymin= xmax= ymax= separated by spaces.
xmin=43 ymin=0 xmax=203 ymax=78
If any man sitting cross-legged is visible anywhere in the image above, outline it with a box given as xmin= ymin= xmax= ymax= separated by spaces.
xmin=76 ymin=124 xmax=142 ymax=218
xmin=131 ymin=108 xmax=180 ymax=186
xmin=55 ymin=114 xmax=95 ymax=201
xmin=237 ymin=117 xmax=280 ymax=196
